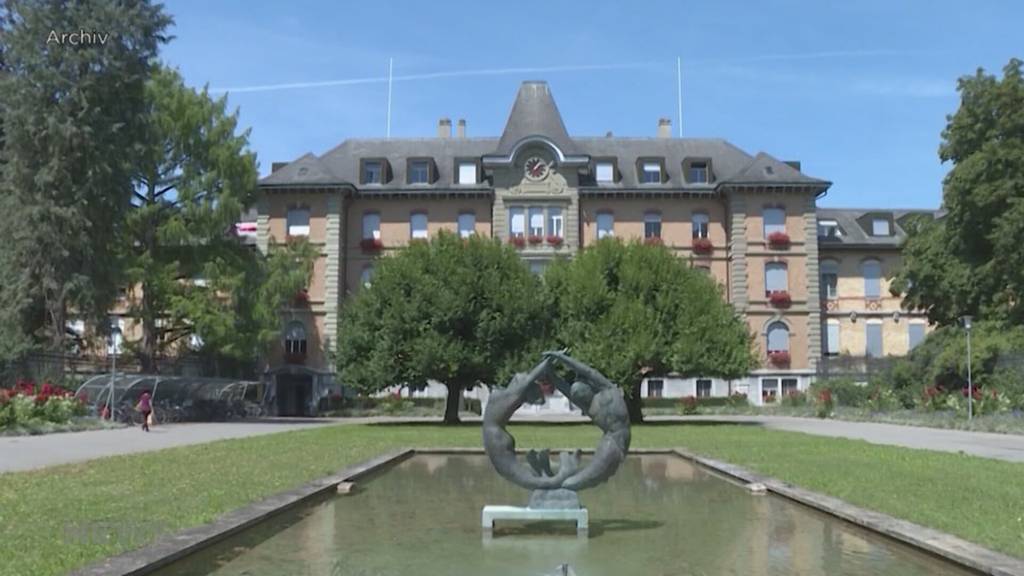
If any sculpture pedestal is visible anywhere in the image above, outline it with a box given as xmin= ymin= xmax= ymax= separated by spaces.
xmin=481 ymin=505 xmax=589 ymax=535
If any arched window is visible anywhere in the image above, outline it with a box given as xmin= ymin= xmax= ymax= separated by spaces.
xmin=821 ymin=259 xmax=839 ymax=300
xmin=596 ymin=212 xmax=614 ymax=239
xmin=410 ymin=212 xmax=428 ymax=239
xmin=766 ymin=322 xmax=790 ymax=353
xmin=862 ymin=259 xmax=882 ymax=299
xmin=691 ymin=212 xmax=709 ymax=239
xmin=457 ymin=212 xmax=476 ymax=238
xmin=765 ymin=262 xmax=788 ymax=296
xmin=362 ymin=212 xmax=381 ymax=240
xmin=287 ymin=207 xmax=310 ymax=237
xmin=763 ymin=207 xmax=785 ymax=237
xmin=284 ymin=322 xmax=307 ymax=356
xmin=643 ymin=212 xmax=662 ymax=239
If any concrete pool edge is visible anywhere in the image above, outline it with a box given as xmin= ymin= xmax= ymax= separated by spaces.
xmin=68 ymin=447 xmax=1024 ymax=576
xmin=68 ymin=448 xmax=415 ymax=576
xmin=670 ymin=448 xmax=1024 ymax=576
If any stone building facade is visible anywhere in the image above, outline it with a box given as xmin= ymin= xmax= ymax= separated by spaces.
xmin=256 ymin=81 xmax=936 ymax=413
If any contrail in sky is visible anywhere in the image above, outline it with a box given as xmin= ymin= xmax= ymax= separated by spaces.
xmin=210 ymin=63 xmax=658 ymax=94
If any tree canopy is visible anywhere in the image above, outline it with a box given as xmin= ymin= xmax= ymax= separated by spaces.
xmin=336 ymin=232 xmax=550 ymax=423
xmin=893 ymin=58 xmax=1024 ymax=326
xmin=544 ymin=239 xmax=755 ymax=422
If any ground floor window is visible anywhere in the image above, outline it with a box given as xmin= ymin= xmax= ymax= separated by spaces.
xmin=647 ymin=379 xmax=664 ymax=398
xmin=781 ymin=378 xmax=798 ymax=396
xmin=696 ymin=379 xmax=712 ymax=398
xmin=761 ymin=378 xmax=779 ymax=403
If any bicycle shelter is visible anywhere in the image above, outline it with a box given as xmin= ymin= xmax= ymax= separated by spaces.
xmin=75 ymin=374 xmax=261 ymax=420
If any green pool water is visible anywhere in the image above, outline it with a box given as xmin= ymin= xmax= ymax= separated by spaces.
xmin=153 ymin=454 xmax=975 ymax=576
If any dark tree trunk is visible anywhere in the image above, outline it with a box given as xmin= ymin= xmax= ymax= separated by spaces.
xmin=626 ymin=381 xmax=644 ymax=424
xmin=443 ymin=383 xmax=463 ymax=425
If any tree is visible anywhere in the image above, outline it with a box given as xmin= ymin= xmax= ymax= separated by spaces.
xmin=336 ymin=232 xmax=550 ymax=424
xmin=544 ymin=238 xmax=755 ymax=423
xmin=121 ymin=65 xmax=259 ymax=371
xmin=893 ymin=58 xmax=1024 ymax=326
xmin=0 ymin=0 xmax=171 ymax=355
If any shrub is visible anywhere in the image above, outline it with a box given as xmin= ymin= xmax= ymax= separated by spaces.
xmin=813 ymin=378 xmax=871 ymax=407
xmin=781 ymin=390 xmax=807 ymax=407
xmin=725 ymin=392 xmax=749 ymax=408
xmin=815 ymin=388 xmax=834 ymax=418
xmin=866 ymin=386 xmax=901 ymax=412
xmin=920 ymin=386 xmax=948 ymax=411
xmin=679 ymin=396 xmax=699 ymax=415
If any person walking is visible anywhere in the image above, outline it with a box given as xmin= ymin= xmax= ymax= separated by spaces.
xmin=136 ymin=391 xmax=152 ymax=432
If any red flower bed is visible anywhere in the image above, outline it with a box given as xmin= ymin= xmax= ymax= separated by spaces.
xmin=359 ymin=238 xmax=383 ymax=252
xmin=767 ymin=231 xmax=790 ymax=248
xmin=692 ymin=237 xmax=713 ymax=254
xmin=768 ymin=290 xmax=792 ymax=308
xmin=644 ymin=237 xmax=663 ymax=246
xmin=767 ymin=350 xmax=791 ymax=366
xmin=510 ymin=235 xmax=526 ymax=248
xmin=546 ymin=235 xmax=564 ymax=247
xmin=527 ymin=234 xmax=544 ymax=245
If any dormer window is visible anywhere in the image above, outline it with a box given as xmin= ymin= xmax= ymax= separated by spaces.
xmin=457 ymin=161 xmax=477 ymax=184
xmin=818 ymin=219 xmax=842 ymax=239
xmin=408 ymin=159 xmax=431 ymax=184
xmin=595 ymin=161 xmax=615 ymax=183
xmin=688 ymin=162 xmax=708 ymax=184
xmin=641 ymin=161 xmax=662 ymax=184
xmin=871 ymin=218 xmax=891 ymax=236
xmin=362 ymin=160 xmax=383 ymax=184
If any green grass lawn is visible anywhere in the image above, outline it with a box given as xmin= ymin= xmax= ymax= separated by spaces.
xmin=2 ymin=423 xmax=1023 ymax=576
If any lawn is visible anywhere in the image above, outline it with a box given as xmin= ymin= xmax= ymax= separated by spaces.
xmin=2 ymin=423 xmax=1023 ymax=576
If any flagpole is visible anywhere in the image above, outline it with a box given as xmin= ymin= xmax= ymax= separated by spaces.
xmin=676 ymin=56 xmax=683 ymax=137
xmin=386 ymin=57 xmax=393 ymax=139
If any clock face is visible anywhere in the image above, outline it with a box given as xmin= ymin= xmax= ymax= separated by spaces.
xmin=524 ymin=157 xmax=549 ymax=181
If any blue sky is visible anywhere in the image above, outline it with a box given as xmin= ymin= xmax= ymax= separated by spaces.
xmin=161 ymin=1 xmax=1021 ymax=209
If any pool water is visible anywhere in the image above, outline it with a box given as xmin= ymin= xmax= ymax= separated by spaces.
xmin=154 ymin=454 xmax=975 ymax=576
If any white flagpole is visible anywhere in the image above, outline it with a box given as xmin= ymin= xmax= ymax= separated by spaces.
xmin=386 ymin=57 xmax=393 ymax=139
xmin=676 ymin=56 xmax=683 ymax=137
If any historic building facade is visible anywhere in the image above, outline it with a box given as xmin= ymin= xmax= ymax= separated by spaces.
xmin=256 ymin=81 xmax=935 ymax=413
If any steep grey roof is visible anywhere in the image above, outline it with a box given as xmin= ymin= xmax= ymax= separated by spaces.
xmin=817 ymin=207 xmax=942 ymax=248
xmin=723 ymin=152 xmax=829 ymax=186
xmin=494 ymin=81 xmax=580 ymax=158
xmin=260 ymin=153 xmax=341 ymax=186
xmin=321 ymin=138 xmax=497 ymax=190
xmin=575 ymin=137 xmax=754 ymax=189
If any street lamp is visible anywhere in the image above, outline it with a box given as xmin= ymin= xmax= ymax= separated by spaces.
xmin=961 ymin=315 xmax=973 ymax=421
xmin=108 ymin=325 xmax=122 ymax=422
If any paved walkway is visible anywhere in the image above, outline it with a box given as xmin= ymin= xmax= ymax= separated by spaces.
xmin=0 ymin=419 xmax=335 ymax=474
xmin=3 ymin=414 xmax=1023 ymax=474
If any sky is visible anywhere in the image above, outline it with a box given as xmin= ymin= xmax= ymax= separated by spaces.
xmin=161 ymin=0 xmax=1022 ymax=209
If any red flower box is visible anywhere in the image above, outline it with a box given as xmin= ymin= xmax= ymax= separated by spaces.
xmin=528 ymin=234 xmax=544 ymax=245
xmin=768 ymin=350 xmax=791 ymax=366
xmin=284 ymin=351 xmax=307 ymax=365
xmin=768 ymin=290 xmax=792 ymax=308
xmin=546 ymin=235 xmax=564 ymax=247
xmin=360 ymin=238 xmax=383 ymax=252
xmin=767 ymin=231 xmax=790 ymax=248
xmin=644 ymin=237 xmax=663 ymax=246
xmin=510 ymin=235 xmax=526 ymax=248
xmin=293 ymin=290 xmax=310 ymax=305
xmin=692 ymin=237 xmax=713 ymax=254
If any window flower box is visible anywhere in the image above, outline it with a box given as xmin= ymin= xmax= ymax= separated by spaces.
xmin=644 ymin=236 xmax=663 ymax=246
xmin=510 ymin=235 xmax=526 ymax=248
xmin=293 ymin=289 xmax=310 ymax=306
xmin=767 ymin=231 xmax=790 ymax=249
xmin=360 ymin=238 xmax=383 ymax=252
xmin=284 ymin=351 xmax=307 ymax=365
xmin=546 ymin=235 xmax=564 ymax=247
xmin=768 ymin=290 xmax=792 ymax=308
xmin=767 ymin=350 xmax=791 ymax=366
xmin=527 ymin=234 xmax=544 ymax=245
xmin=692 ymin=237 xmax=713 ymax=254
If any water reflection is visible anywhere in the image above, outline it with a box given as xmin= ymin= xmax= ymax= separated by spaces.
xmin=155 ymin=454 xmax=973 ymax=576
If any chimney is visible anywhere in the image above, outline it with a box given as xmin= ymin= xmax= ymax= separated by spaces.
xmin=456 ymin=119 xmax=466 ymax=138
xmin=437 ymin=117 xmax=452 ymax=139
xmin=605 ymin=131 xmax=614 ymax=138
xmin=271 ymin=162 xmax=287 ymax=173
xmin=783 ymin=160 xmax=801 ymax=171
xmin=657 ymin=118 xmax=672 ymax=139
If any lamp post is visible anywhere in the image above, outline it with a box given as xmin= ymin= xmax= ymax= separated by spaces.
xmin=961 ymin=315 xmax=973 ymax=421
xmin=108 ymin=325 xmax=122 ymax=422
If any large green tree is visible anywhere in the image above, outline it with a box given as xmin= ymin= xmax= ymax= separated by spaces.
xmin=336 ymin=232 xmax=551 ymax=424
xmin=544 ymin=239 xmax=755 ymax=423
xmin=893 ymin=58 xmax=1024 ymax=326
xmin=0 ymin=0 xmax=171 ymax=357
xmin=122 ymin=65 xmax=261 ymax=371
